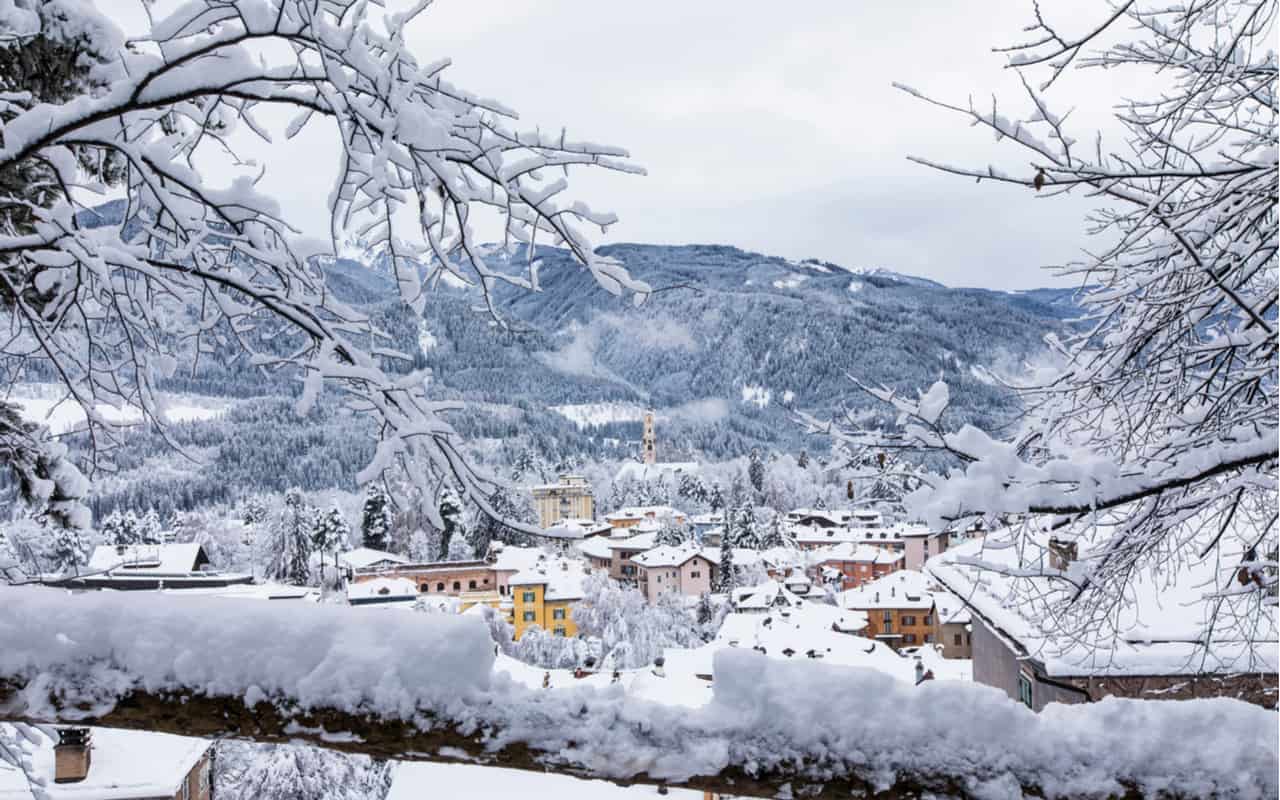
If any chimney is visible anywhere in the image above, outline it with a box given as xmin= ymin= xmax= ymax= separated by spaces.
xmin=54 ymin=728 xmax=92 ymax=783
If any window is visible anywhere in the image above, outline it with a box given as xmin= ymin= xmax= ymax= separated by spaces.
xmin=468 ymin=580 xmax=477 ymax=590
xmin=436 ymin=582 xmax=444 ymax=592
xmin=903 ymin=634 xmax=916 ymax=644
xmin=883 ymin=610 xmax=892 ymax=623
xmin=902 ymin=615 xmax=916 ymax=626
xmin=553 ymin=626 xmax=567 ymax=636
xmin=1018 ymin=673 xmax=1034 ymax=709
xmin=924 ymin=615 xmax=933 ymax=626
xmin=522 ymin=591 xmax=536 ymax=603
xmin=553 ymin=608 xmax=566 ymax=620
xmin=690 ymin=571 xmax=700 ymax=578
xmin=882 ymin=621 xmax=893 ymax=633
xmin=953 ymin=633 xmax=962 ymax=646
xmin=656 ymin=575 xmax=662 ymax=583
xmin=924 ymin=634 xmax=934 ymax=643
xmin=522 ymin=611 xmax=536 ymax=622
xmin=452 ymin=581 xmax=461 ymax=591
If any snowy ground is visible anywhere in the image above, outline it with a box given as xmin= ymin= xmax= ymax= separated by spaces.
xmin=7 ymin=384 xmax=230 ymax=434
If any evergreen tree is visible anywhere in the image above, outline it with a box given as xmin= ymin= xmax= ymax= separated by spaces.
xmin=266 ymin=489 xmax=314 ymax=586
xmin=760 ymin=511 xmax=791 ymax=549
xmin=47 ymin=524 xmax=87 ymax=575
xmin=468 ymin=486 xmax=535 ymax=555
xmin=436 ymin=490 xmax=464 ymax=561
xmin=715 ymin=535 xmax=737 ymax=594
xmin=656 ymin=518 xmax=685 ymax=547
xmin=359 ymin=483 xmax=391 ymax=551
xmin=241 ymin=496 xmax=269 ymax=527
xmin=797 ymin=450 xmax=809 ymax=469
xmin=708 ymin=482 xmax=725 ymax=512
xmin=734 ymin=505 xmax=761 ymax=550
xmin=748 ymin=448 xmax=766 ymax=495
xmin=138 ymin=507 xmax=163 ymax=544
xmin=314 ymin=506 xmax=349 ymax=554
xmin=100 ymin=509 xmax=139 ymax=546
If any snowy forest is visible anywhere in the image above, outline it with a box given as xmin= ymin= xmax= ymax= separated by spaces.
xmin=0 ymin=0 xmax=1275 ymax=798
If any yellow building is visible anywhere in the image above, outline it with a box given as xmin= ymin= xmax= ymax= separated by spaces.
xmin=509 ymin=558 xmax=588 ymax=639
xmin=531 ymin=474 xmax=595 ymax=529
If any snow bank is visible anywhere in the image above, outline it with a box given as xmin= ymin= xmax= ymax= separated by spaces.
xmin=2 ymin=588 xmax=1275 ymax=798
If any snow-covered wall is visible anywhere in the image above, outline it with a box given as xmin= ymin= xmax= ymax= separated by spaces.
xmin=1 ymin=588 xmax=1274 ymax=799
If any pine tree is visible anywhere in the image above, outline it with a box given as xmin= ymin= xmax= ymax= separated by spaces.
xmin=360 ymin=483 xmax=391 ymax=552
xmin=47 ymin=524 xmax=87 ymax=575
xmin=266 ymin=489 xmax=314 ymax=586
xmin=760 ymin=512 xmax=791 ymax=549
xmin=436 ymin=490 xmax=464 ymax=561
xmin=716 ymin=536 xmax=737 ymax=594
xmin=797 ymin=450 xmax=809 ymax=469
xmin=656 ymin=518 xmax=685 ymax=547
xmin=138 ymin=507 xmax=162 ymax=544
xmin=314 ymin=507 xmax=349 ymax=554
xmin=468 ymin=486 xmax=535 ymax=555
xmin=748 ymin=448 xmax=766 ymax=495
xmin=241 ymin=496 xmax=269 ymax=527
xmin=101 ymin=509 xmax=138 ymax=546
xmin=708 ymin=482 xmax=725 ymax=512
xmin=734 ymin=505 xmax=761 ymax=550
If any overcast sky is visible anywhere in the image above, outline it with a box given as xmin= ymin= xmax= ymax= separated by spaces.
xmin=394 ymin=1 xmax=1142 ymax=290
xmin=131 ymin=2 xmax=1138 ymax=290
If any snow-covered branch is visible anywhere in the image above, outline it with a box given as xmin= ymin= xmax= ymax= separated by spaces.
xmin=0 ymin=0 xmax=649 ymax=534
xmin=825 ymin=0 xmax=1278 ymax=651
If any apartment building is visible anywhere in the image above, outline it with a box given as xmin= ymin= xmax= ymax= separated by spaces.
xmin=840 ymin=570 xmax=937 ymax=650
xmin=509 ymin=556 xmax=589 ymax=639
xmin=530 ymin=474 xmax=595 ymax=528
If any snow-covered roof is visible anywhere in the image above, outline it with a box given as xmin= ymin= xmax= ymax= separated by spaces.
xmin=347 ymin=577 xmax=417 ymax=603
xmin=603 ymin=505 xmax=685 ymax=522
xmin=0 ymin=725 xmax=209 ymax=800
xmin=791 ymin=523 xmax=922 ymax=546
xmin=812 ymin=542 xmax=905 ymax=565
xmin=840 ymin=570 xmax=937 ymax=611
xmin=489 ymin=544 xmax=549 ymax=573
xmin=541 ymin=518 xmax=611 ymax=540
xmin=688 ymin=512 xmax=723 ymax=526
xmin=508 ymin=557 xmax=590 ymax=601
xmin=731 ymin=581 xmax=804 ymax=611
xmin=928 ymin=525 xmax=1280 ymax=677
xmin=86 ymin=543 xmax=207 ymax=575
xmin=574 ymin=536 xmax=616 ymax=561
xmin=712 ymin=605 xmax=904 ymax=676
xmin=631 ymin=542 xmax=708 ymax=569
xmin=931 ymin=589 xmax=971 ymax=626
xmin=334 ymin=547 xmax=409 ymax=570
xmin=613 ymin=462 xmax=700 ymax=484
xmin=608 ymin=531 xmax=659 ymax=551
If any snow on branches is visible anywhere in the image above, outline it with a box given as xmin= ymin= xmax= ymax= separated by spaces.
xmin=813 ymin=0 xmax=1278 ymax=650
xmin=0 ymin=0 xmax=650 ymax=532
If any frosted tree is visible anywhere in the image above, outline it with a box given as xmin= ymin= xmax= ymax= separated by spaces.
xmin=265 ymin=489 xmax=315 ymax=586
xmin=748 ymin=449 xmax=766 ymax=495
xmin=45 ymin=523 xmax=86 ymax=576
xmin=715 ymin=536 xmax=737 ymax=594
xmin=813 ymin=0 xmax=1278 ymax=653
xmin=708 ymin=482 xmax=725 ymax=513
xmin=759 ymin=510 xmax=792 ymax=550
xmin=100 ymin=510 xmax=139 ymax=546
xmin=444 ymin=532 xmax=474 ymax=562
xmin=0 ymin=402 xmax=88 ymax=532
xmin=436 ymin=490 xmax=464 ymax=561
xmin=214 ymin=740 xmax=392 ymax=800
xmin=359 ymin=484 xmax=392 ymax=553
xmin=138 ymin=508 xmax=162 ymax=545
xmin=0 ymin=0 xmax=650 ymax=541
xmin=655 ymin=518 xmax=686 ymax=547
xmin=313 ymin=507 xmax=351 ymax=555
xmin=733 ymin=505 xmax=760 ymax=550
xmin=467 ymin=486 xmax=535 ymax=554
xmin=241 ymin=497 xmax=270 ymax=528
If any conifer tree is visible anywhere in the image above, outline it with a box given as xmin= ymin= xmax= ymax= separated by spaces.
xmin=748 ymin=448 xmax=766 ymax=495
xmin=708 ymin=483 xmax=725 ymax=512
xmin=138 ymin=507 xmax=162 ymax=545
xmin=314 ymin=507 xmax=350 ymax=554
xmin=47 ymin=524 xmax=87 ymax=576
xmin=716 ymin=535 xmax=737 ymax=594
xmin=266 ymin=489 xmax=314 ymax=586
xmin=360 ymin=484 xmax=392 ymax=552
xmin=436 ymin=490 xmax=464 ymax=561
xmin=734 ymin=505 xmax=761 ymax=550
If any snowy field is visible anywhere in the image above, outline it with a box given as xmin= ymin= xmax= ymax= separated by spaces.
xmin=7 ymin=384 xmax=230 ymax=434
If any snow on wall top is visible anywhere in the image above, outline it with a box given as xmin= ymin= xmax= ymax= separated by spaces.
xmin=0 ymin=587 xmax=1275 ymax=798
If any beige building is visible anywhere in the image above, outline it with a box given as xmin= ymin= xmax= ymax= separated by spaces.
xmin=632 ymin=543 xmax=715 ymax=603
xmin=531 ymin=474 xmax=595 ymax=528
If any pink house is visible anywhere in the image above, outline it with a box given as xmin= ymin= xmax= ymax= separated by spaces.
xmin=631 ymin=543 xmax=715 ymax=603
